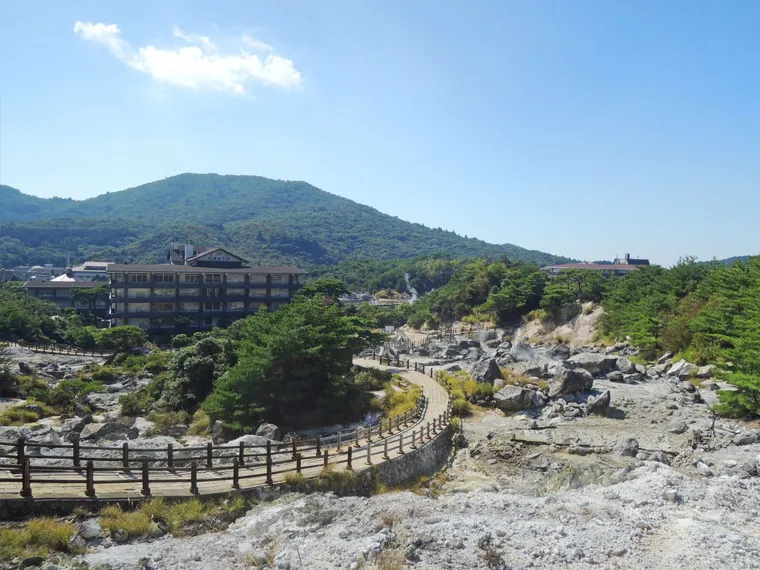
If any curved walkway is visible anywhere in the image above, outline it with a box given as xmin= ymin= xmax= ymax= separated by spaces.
xmin=0 ymin=359 xmax=450 ymax=502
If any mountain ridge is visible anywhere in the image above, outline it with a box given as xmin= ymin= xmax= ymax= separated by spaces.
xmin=0 ymin=173 xmax=572 ymax=269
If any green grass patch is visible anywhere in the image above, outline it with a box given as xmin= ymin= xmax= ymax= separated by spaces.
xmin=100 ymin=505 xmax=152 ymax=538
xmin=146 ymin=410 xmax=189 ymax=435
xmin=284 ymin=472 xmax=306 ymax=486
xmin=0 ymin=517 xmax=80 ymax=560
xmin=189 ymin=409 xmax=211 ymax=435
xmin=383 ymin=382 xmax=422 ymax=418
xmin=315 ymin=466 xmax=358 ymax=495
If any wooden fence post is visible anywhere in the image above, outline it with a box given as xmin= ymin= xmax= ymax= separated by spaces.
xmin=366 ymin=440 xmax=372 ymax=465
xmin=141 ymin=461 xmax=150 ymax=496
xmin=86 ymin=460 xmax=95 ymax=497
xmin=239 ymin=441 xmax=245 ymax=467
xmin=20 ymin=458 xmax=31 ymax=498
xmin=323 ymin=449 xmax=329 ymax=468
xmin=355 ymin=427 xmax=360 ymax=446
xmin=427 ymin=423 xmax=431 ymax=439
xmin=383 ymin=437 xmax=389 ymax=460
xmin=399 ymin=433 xmax=404 ymax=454
xmin=266 ymin=441 xmax=273 ymax=485
xmin=233 ymin=458 xmax=240 ymax=489
xmin=17 ymin=436 xmax=25 ymax=466
xmin=379 ymin=420 xmax=384 ymax=438
xmin=291 ymin=438 xmax=297 ymax=460
xmin=347 ymin=446 xmax=353 ymax=470
xmin=122 ymin=442 xmax=129 ymax=470
xmin=167 ymin=443 xmax=174 ymax=470
xmin=73 ymin=439 xmax=80 ymax=469
xmin=316 ymin=436 xmax=321 ymax=456
xmin=407 ymin=360 xmax=410 ymax=369
xmin=190 ymin=462 xmax=199 ymax=495
xmin=411 ymin=429 xmax=417 ymax=449
xmin=206 ymin=442 xmax=213 ymax=468
xmin=337 ymin=431 xmax=342 ymax=452
xmin=296 ymin=453 xmax=302 ymax=474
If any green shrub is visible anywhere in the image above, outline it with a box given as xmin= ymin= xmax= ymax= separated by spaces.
xmin=119 ymin=387 xmax=154 ymax=417
xmin=171 ymin=334 xmax=192 ymax=349
xmin=189 ymin=409 xmax=211 ymax=435
xmin=90 ymin=366 xmax=118 ymax=383
xmin=284 ymin=472 xmax=306 ymax=486
xmin=451 ymin=397 xmax=472 ymax=417
xmin=353 ymin=366 xmax=391 ymax=391
xmin=100 ymin=505 xmax=151 ymax=538
xmin=147 ymin=410 xmax=189 ymax=435
xmin=0 ymin=517 xmax=79 ymax=559
xmin=315 ymin=466 xmax=357 ymax=495
xmin=32 ymin=379 xmax=104 ymax=414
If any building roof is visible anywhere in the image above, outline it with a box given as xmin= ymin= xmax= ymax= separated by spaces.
xmin=543 ymin=263 xmax=642 ymax=271
xmin=72 ymin=261 xmax=112 ymax=272
xmin=106 ymin=263 xmax=307 ymax=275
xmin=50 ymin=274 xmax=77 ymax=282
xmin=23 ymin=280 xmax=107 ymax=289
xmin=184 ymin=247 xmax=250 ymax=263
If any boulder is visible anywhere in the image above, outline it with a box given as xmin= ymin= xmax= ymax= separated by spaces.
xmin=469 ymin=358 xmax=503 ymax=384
xmin=492 ymin=379 xmax=506 ymax=391
xmin=635 ymin=363 xmax=647 ymax=375
xmin=132 ymin=417 xmax=157 ymax=437
xmin=606 ymin=371 xmax=624 ymax=383
xmin=507 ymin=360 xmax=547 ymax=378
xmin=79 ymin=422 xmax=138 ymax=441
xmin=211 ymin=420 xmax=237 ymax=445
xmin=586 ymin=390 xmax=611 ymax=415
xmin=566 ymin=353 xmax=618 ymax=377
xmin=458 ymin=339 xmax=480 ymax=349
xmin=475 ymin=330 xmax=497 ymax=344
xmin=615 ymin=357 xmax=636 ymax=374
xmin=485 ymin=339 xmax=501 ymax=349
xmin=493 ymin=385 xmax=538 ymax=411
xmin=623 ymin=373 xmax=644 ymax=384
xmin=615 ymin=437 xmax=639 ymax=457
xmin=18 ymin=361 xmax=33 ymax=375
xmin=79 ymin=518 xmax=105 ymax=540
xmin=510 ymin=342 xmax=535 ymax=361
xmin=733 ymin=431 xmax=760 ymax=446
xmin=60 ymin=418 xmax=86 ymax=434
xmin=166 ymin=425 xmax=189 ymax=438
xmin=549 ymin=367 xmax=593 ymax=397
xmin=696 ymin=365 xmax=717 ymax=379
xmin=657 ymin=352 xmax=674 ymax=365
xmin=24 ymin=403 xmax=43 ymax=414
xmin=255 ymin=423 xmax=283 ymax=441
xmin=668 ymin=359 xmax=698 ymax=378
xmin=227 ymin=434 xmax=269 ymax=448
xmin=85 ymin=392 xmax=120 ymax=411
xmin=667 ymin=420 xmax=688 ymax=434
xmin=700 ymin=379 xmax=719 ymax=391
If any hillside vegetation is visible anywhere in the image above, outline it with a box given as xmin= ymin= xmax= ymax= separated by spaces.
xmin=0 ymin=174 xmax=569 ymax=269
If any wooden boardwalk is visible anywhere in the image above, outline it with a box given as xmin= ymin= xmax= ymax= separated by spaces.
xmin=0 ymin=359 xmax=451 ymax=502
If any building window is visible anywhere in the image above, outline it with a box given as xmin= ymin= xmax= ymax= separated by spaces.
xmin=249 ymin=274 xmax=267 ymax=283
xmin=154 ymin=302 xmax=174 ymax=312
xmin=181 ymin=302 xmax=200 ymax=312
xmin=250 ymin=288 xmax=267 ymax=297
xmin=183 ymin=274 xmax=202 ymax=283
xmin=129 ymin=288 xmax=151 ymax=299
xmin=228 ymin=301 xmax=244 ymax=310
xmin=205 ymin=288 xmax=221 ymax=297
xmin=271 ymin=288 xmax=289 ymax=298
xmin=205 ymin=274 xmax=222 ymax=283
xmin=227 ymin=288 xmax=245 ymax=296
xmin=184 ymin=288 xmax=200 ymax=297
xmin=154 ymin=288 xmax=175 ymax=297
xmin=129 ymin=273 xmax=149 ymax=283
xmin=270 ymin=274 xmax=286 ymax=284
xmin=127 ymin=303 xmax=150 ymax=314
xmin=227 ymin=274 xmax=245 ymax=283
xmin=154 ymin=273 xmax=175 ymax=283
xmin=249 ymin=302 xmax=264 ymax=310
xmin=205 ymin=301 xmax=222 ymax=311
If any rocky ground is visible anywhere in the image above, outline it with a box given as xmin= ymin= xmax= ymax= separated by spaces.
xmin=9 ymin=313 xmax=760 ymax=569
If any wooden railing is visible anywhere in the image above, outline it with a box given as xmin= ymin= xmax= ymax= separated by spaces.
xmin=0 ymin=339 xmax=106 ymax=358
xmin=0 ymin=391 xmax=454 ymax=500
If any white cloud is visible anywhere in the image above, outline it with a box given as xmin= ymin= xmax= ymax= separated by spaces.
xmin=74 ymin=21 xmax=302 ymax=94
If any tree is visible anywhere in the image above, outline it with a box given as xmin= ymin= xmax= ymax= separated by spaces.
xmin=159 ymin=337 xmax=237 ymax=411
xmin=203 ymin=293 xmax=386 ymax=430
xmin=71 ymin=285 xmax=109 ymax=313
xmin=95 ymin=326 xmax=147 ymax=352
xmin=0 ymin=343 xmax=13 ymax=397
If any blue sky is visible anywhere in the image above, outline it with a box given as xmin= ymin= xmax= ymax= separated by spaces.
xmin=1 ymin=1 xmax=758 ymax=265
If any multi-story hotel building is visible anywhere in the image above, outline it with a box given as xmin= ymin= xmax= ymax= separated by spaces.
xmin=107 ymin=244 xmax=305 ymax=333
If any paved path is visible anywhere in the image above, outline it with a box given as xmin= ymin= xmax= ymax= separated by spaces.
xmin=0 ymin=359 xmax=450 ymax=502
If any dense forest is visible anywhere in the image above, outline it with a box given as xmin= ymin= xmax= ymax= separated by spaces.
xmin=0 ymin=175 xmax=570 ymax=269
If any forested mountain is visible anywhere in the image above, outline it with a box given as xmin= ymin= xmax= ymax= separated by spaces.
xmin=0 ymin=174 xmax=570 ymax=269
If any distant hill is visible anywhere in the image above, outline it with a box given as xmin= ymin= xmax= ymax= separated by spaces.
xmin=0 ymin=174 xmax=572 ymax=269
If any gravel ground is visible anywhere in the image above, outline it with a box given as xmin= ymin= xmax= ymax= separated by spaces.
xmin=79 ymin=461 xmax=760 ymax=570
